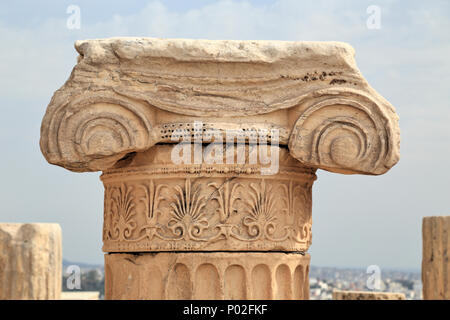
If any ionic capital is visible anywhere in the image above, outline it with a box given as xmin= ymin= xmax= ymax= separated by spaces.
xmin=40 ymin=38 xmax=399 ymax=175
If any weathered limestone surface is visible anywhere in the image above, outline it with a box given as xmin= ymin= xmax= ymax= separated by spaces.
xmin=0 ymin=223 xmax=62 ymax=300
xmin=332 ymin=290 xmax=405 ymax=300
xmin=422 ymin=216 xmax=450 ymax=300
xmin=39 ymin=38 xmax=400 ymax=300
xmin=101 ymin=145 xmax=315 ymax=253
xmin=105 ymin=252 xmax=310 ymax=300
xmin=40 ymin=38 xmax=400 ymax=175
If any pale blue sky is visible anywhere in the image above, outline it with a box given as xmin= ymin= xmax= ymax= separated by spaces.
xmin=0 ymin=0 xmax=449 ymax=271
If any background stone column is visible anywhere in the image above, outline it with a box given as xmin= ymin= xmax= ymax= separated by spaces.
xmin=39 ymin=38 xmax=400 ymax=300
xmin=422 ymin=216 xmax=450 ymax=300
xmin=0 ymin=223 xmax=62 ymax=300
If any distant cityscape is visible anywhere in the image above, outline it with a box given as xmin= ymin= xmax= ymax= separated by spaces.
xmin=309 ymin=266 xmax=421 ymax=300
xmin=62 ymin=260 xmax=421 ymax=300
xmin=62 ymin=260 xmax=105 ymax=298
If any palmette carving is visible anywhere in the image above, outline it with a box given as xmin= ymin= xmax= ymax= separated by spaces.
xmin=102 ymin=178 xmax=314 ymax=251
xmin=279 ymin=181 xmax=312 ymax=244
xmin=231 ymin=179 xmax=290 ymax=243
xmin=208 ymin=180 xmax=242 ymax=223
xmin=101 ymin=146 xmax=316 ymax=252
xmin=168 ymin=179 xmax=209 ymax=241
xmin=104 ymin=183 xmax=137 ymax=241
xmin=136 ymin=180 xmax=166 ymax=241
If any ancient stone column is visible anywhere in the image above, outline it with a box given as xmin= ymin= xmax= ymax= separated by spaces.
xmin=0 ymin=223 xmax=62 ymax=300
xmin=40 ymin=38 xmax=400 ymax=300
xmin=422 ymin=216 xmax=450 ymax=300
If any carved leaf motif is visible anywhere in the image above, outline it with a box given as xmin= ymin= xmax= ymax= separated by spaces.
xmin=168 ymin=179 xmax=208 ymax=240
xmin=102 ymin=175 xmax=313 ymax=251
xmin=108 ymin=183 xmax=137 ymax=241
xmin=208 ymin=180 xmax=242 ymax=223
xmin=136 ymin=180 xmax=167 ymax=241
xmin=246 ymin=180 xmax=276 ymax=222
xmin=279 ymin=181 xmax=312 ymax=244
xmin=232 ymin=179 xmax=290 ymax=242
xmin=231 ymin=179 xmax=275 ymax=240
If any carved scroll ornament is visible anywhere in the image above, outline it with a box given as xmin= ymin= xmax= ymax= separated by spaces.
xmin=40 ymin=38 xmax=400 ymax=175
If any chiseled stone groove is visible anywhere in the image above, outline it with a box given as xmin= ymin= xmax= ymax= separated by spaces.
xmin=105 ymin=252 xmax=310 ymax=300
